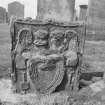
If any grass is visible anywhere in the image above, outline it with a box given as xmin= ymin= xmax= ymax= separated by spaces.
xmin=83 ymin=41 xmax=105 ymax=72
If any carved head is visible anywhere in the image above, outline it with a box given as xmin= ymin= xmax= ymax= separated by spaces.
xmin=50 ymin=29 xmax=65 ymax=51
xmin=33 ymin=29 xmax=49 ymax=49
xmin=65 ymin=30 xmax=77 ymax=41
xmin=64 ymin=30 xmax=77 ymax=51
xmin=19 ymin=28 xmax=33 ymax=48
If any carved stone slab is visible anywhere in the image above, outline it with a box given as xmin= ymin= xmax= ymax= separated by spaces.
xmin=10 ymin=18 xmax=85 ymax=95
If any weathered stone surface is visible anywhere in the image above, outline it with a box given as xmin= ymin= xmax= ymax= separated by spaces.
xmin=87 ymin=0 xmax=105 ymax=27
xmin=37 ymin=0 xmax=75 ymax=22
xmin=87 ymin=0 xmax=105 ymax=31
xmin=86 ymin=0 xmax=105 ymax=40
xmin=89 ymin=80 xmax=105 ymax=94
xmin=0 ymin=7 xmax=6 ymax=23
xmin=10 ymin=18 xmax=85 ymax=95
xmin=8 ymin=1 xmax=24 ymax=18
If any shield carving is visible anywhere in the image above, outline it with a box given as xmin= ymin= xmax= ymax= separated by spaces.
xmin=28 ymin=55 xmax=65 ymax=94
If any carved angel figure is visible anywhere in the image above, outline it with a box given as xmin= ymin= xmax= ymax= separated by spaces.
xmin=50 ymin=29 xmax=78 ymax=67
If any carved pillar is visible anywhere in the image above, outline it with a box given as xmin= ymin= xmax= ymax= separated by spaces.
xmin=37 ymin=0 xmax=75 ymax=22
xmin=79 ymin=5 xmax=88 ymax=21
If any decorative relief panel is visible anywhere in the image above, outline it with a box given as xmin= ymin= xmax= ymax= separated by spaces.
xmin=10 ymin=19 xmax=85 ymax=95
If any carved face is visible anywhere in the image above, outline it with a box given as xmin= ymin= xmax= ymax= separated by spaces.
xmin=63 ymin=30 xmax=77 ymax=52
xmin=65 ymin=30 xmax=77 ymax=41
xmin=33 ymin=29 xmax=49 ymax=48
xmin=50 ymin=29 xmax=65 ymax=50
xmin=19 ymin=29 xmax=33 ymax=47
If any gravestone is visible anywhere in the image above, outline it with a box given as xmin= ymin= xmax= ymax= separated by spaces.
xmin=37 ymin=0 xmax=75 ymax=22
xmin=0 ymin=7 xmax=6 ymax=23
xmin=79 ymin=5 xmax=88 ymax=21
xmin=87 ymin=0 xmax=105 ymax=40
xmin=0 ymin=0 xmax=85 ymax=104
xmin=87 ymin=0 xmax=105 ymax=27
xmin=9 ymin=0 xmax=85 ymax=95
xmin=8 ymin=1 xmax=24 ymax=19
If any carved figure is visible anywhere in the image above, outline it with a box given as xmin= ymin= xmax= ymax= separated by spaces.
xmin=27 ymin=29 xmax=65 ymax=94
xmin=10 ymin=19 xmax=85 ymax=94
xmin=50 ymin=29 xmax=78 ymax=90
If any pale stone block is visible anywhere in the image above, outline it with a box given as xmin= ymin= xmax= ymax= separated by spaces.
xmin=37 ymin=0 xmax=75 ymax=22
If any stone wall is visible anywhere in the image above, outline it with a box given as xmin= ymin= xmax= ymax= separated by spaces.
xmin=0 ymin=7 xmax=6 ymax=23
xmin=8 ymin=1 xmax=24 ymax=19
xmin=37 ymin=0 xmax=75 ymax=22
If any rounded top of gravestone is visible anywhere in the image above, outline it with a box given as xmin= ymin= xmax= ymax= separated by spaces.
xmin=8 ymin=1 xmax=24 ymax=6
